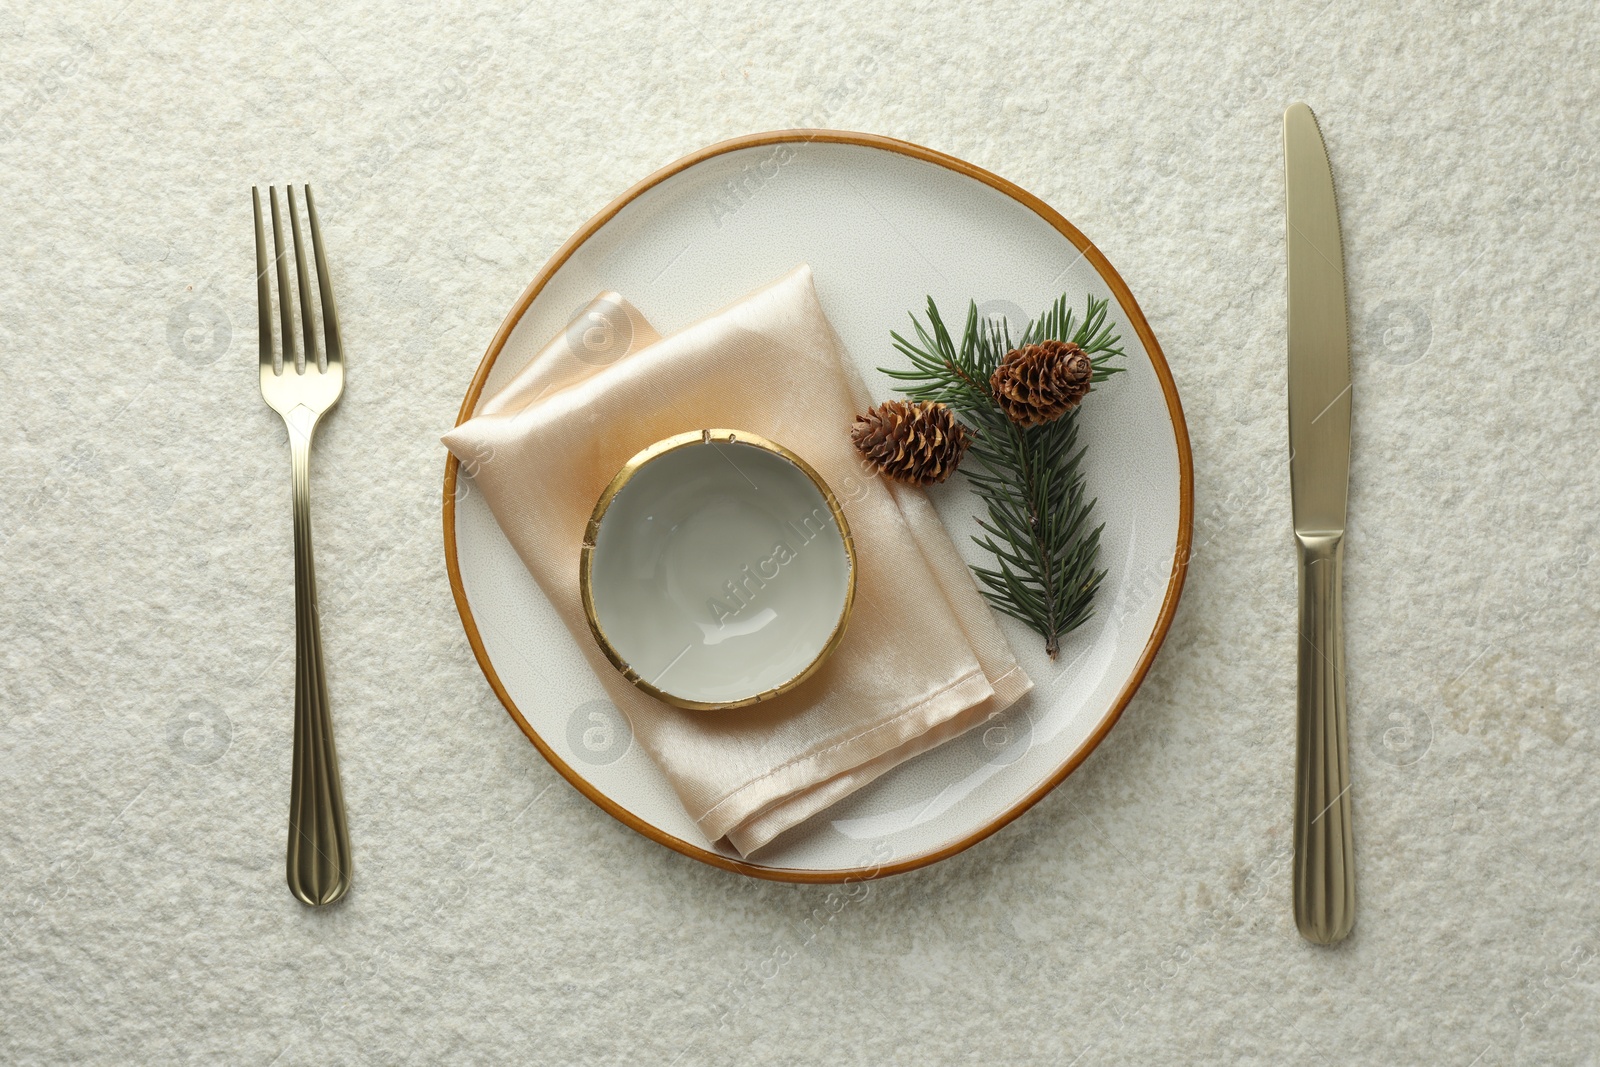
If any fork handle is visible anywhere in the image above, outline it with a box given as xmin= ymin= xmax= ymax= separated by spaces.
xmin=1292 ymin=532 xmax=1354 ymax=944
xmin=286 ymin=426 xmax=352 ymax=906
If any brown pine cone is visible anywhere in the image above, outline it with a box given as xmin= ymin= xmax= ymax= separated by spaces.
xmin=850 ymin=400 xmax=971 ymax=487
xmin=989 ymin=340 xmax=1093 ymax=426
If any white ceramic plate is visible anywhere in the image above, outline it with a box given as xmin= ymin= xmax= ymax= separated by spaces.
xmin=446 ymin=131 xmax=1191 ymax=882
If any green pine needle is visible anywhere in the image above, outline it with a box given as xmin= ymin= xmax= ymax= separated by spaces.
xmin=881 ymin=294 xmax=1124 ymax=658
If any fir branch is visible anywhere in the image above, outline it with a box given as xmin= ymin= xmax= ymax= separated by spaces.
xmin=879 ymin=294 xmax=1124 ymax=657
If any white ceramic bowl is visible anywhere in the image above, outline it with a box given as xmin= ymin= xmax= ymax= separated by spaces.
xmin=579 ymin=429 xmax=856 ymax=710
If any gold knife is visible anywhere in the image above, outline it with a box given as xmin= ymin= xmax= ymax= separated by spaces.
xmin=1284 ymin=102 xmax=1355 ymax=944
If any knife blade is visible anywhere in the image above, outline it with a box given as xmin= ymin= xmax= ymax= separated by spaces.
xmin=1284 ymin=101 xmax=1355 ymax=945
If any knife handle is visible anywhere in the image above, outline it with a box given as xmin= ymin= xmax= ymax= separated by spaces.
xmin=1293 ymin=531 xmax=1355 ymax=944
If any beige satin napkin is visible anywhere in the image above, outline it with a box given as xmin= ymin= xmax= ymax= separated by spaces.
xmin=443 ymin=265 xmax=1030 ymax=855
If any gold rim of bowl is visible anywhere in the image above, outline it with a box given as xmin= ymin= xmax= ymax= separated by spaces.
xmin=578 ymin=428 xmax=857 ymax=711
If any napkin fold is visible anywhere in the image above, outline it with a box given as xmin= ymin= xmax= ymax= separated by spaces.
xmin=444 ymin=266 xmax=1030 ymax=855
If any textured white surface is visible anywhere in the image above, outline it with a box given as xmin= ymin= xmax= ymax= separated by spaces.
xmin=1 ymin=0 xmax=1597 ymax=1064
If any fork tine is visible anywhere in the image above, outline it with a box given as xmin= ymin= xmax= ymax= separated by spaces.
xmin=268 ymin=187 xmax=299 ymax=371
xmin=286 ymin=187 xmax=319 ymax=370
xmin=253 ymin=188 xmax=274 ymax=371
xmin=303 ymin=186 xmax=342 ymax=366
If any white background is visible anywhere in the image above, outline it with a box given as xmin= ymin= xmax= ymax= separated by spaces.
xmin=1 ymin=0 xmax=1596 ymax=1063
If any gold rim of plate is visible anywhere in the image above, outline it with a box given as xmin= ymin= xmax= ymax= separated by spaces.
xmin=578 ymin=428 xmax=858 ymax=711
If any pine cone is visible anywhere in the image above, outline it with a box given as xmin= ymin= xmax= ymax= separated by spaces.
xmin=851 ymin=400 xmax=971 ymax=487
xmin=989 ymin=340 xmax=1093 ymax=426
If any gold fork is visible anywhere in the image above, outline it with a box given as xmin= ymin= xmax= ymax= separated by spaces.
xmin=253 ymin=185 xmax=351 ymax=906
